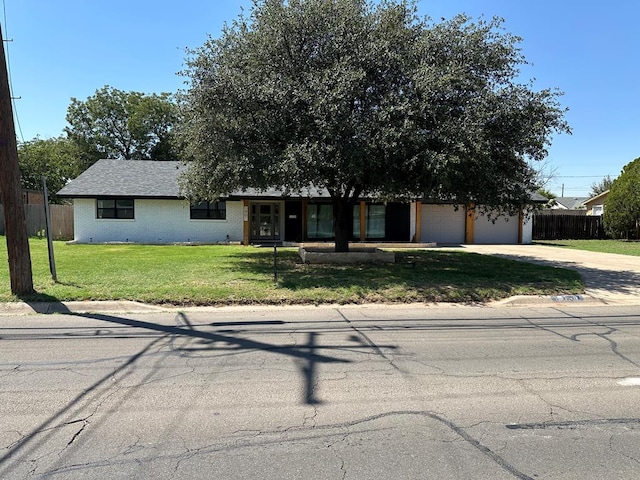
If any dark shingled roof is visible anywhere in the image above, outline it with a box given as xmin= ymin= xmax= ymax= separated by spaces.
xmin=57 ymin=160 xmax=185 ymax=198
xmin=552 ymin=196 xmax=589 ymax=209
xmin=57 ymin=159 xmax=330 ymax=199
xmin=529 ymin=191 xmax=549 ymax=203
xmin=58 ymin=159 xmax=547 ymax=204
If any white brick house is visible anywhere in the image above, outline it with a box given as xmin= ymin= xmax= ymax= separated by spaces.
xmin=70 ymin=198 xmax=245 ymax=244
xmin=58 ymin=159 xmax=539 ymax=245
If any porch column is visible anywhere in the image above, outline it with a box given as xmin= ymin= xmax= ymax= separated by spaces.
xmin=465 ymin=203 xmax=475 ymax=244
xmin=359 ymin=201 xmax=366 ymax=241
xmin=518 ymin=209 xmax=524 ymax=244
xmin=243 ymin=200 xmax=250 ymax=246
xmin=302 ymin=199 xmax=308 ymax=241
xmin=414 ymin=202 xmax=422 ymax=242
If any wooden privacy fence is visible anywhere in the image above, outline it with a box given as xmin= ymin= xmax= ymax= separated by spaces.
xmin=0 ymin=204 xmax=74 ymax=240
xmin=533 ymin=214 xmax=603 ymax=240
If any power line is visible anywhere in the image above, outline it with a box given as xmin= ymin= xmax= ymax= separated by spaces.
xmin=2 ymin=0 xmax=24 ymax=142
xmin=553 ymin=175 xmax=614 ymax=178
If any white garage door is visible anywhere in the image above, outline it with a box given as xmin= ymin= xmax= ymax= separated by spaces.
xmin=474 ymin=212 xmax=519 ymax=244
xmin=420 ymin=204 xmax=466 ymax=244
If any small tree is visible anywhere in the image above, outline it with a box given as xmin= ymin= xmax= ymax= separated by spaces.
xmin=537 ymin=188 xmax=556 ymax=201
xmin=589 ymin=175 xmax=614 ymax=198
xmin=604 ymin=158 xmax=640 ymax=239
xmin=180 ymin=0 xmax=569 ymax=251
xmin=65 ymin=85 xmax=179 ymax=164
xmin=18 ymin=136 xmax=84 ymax=202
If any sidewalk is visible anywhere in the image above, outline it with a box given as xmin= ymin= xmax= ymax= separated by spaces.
xmin=459 ymin=244 xmax=640 ymax=305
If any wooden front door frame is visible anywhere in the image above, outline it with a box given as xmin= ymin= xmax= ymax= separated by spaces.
xmin=248 ymin=201 xmax=284 ymax=243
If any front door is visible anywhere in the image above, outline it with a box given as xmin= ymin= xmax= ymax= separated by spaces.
xmin=250 ymin=203 xmax=281 ymax=242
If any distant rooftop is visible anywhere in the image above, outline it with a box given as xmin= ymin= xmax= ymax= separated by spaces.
xmin=551 ymin=196 xmax=588 ymax=210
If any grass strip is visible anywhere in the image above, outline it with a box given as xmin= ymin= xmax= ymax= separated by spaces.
xmin=0 ymin=238 xmax=583 ymax=305
xmin=535 ymin=239 xmax=640 ymax=256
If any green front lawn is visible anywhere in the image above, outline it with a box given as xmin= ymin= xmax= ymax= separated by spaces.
xmin=535 ymin=239 xmax=640 ymax=256
xmin=0 ymin=238 xmax=583 ymax=305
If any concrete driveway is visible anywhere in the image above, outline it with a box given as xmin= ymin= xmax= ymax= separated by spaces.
xmin=457 ymin=244 xmax=640 ymax=305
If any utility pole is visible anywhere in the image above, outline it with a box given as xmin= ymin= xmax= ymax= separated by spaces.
xmin=0 ymin=23 xmax=34 ymax=295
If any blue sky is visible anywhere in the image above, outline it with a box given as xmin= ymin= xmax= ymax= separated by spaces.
xmin=3 ymin=0 xmax=639 ymax=197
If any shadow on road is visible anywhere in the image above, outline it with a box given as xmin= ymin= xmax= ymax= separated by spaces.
xmin=1 ymin=304 xmax=397 ymax=477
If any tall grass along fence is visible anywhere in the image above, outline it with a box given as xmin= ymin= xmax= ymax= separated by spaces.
xmin=533 ymin=214 xmax=603 ymax=240
xmin=0 ymin=204 xmax=74 ymax=240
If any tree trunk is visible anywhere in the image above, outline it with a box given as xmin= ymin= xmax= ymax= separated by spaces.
xmin=0 ymin=24 xmax=34 ymax=296
xmin=333 ymin=197 xmax=353 ymax=253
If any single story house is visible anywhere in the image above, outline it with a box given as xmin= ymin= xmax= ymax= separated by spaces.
xmin=546 ymin=196 xmax=588 ymax=212
xmin=584 ymin=190 xmax=609 ymax=216
xmin=57 ymin=159 xmax=542 ymax=245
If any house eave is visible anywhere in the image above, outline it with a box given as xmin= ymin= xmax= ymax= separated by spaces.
xmin=58 ymin=194 xmax=185 ymax=201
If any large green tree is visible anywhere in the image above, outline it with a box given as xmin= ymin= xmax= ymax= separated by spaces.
xmin=17 ymin=136 xmax=84 ymax=202
xmin=604 ymin=158 xmax=640 ymax=239
xmin=180 ymin=0 xmax=570 ymax=251
xmin=65 ymin=85 xmax=178 ymax=163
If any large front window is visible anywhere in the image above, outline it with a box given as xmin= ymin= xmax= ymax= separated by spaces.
xmin=353 ymin=204 xmax=385 ymax=239
xmin=190 ymin=201 xmax=226 ymax=219
xmin=307 ymin=204 xmax=334 ymax=239
xmin=97 ymin=198 xmax=134 ymax=219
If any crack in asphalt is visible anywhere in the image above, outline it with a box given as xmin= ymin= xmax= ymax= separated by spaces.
xmin=22 ymin=409 xmax=533 ymax=480
xmin=527 ymin=310 xmax=640 ymax=370
xmin=303 ymin=405 xmax=319 ymax=428
xmin=514 ymin=378 xmax=582 ymax=420
xmin=571 ymin=317 xmax=640 ymax=369
xmin=0 ymin=364 xmax=21 ymax=380
xmin=618 ymin=445 xmax=640 ymax=466
xmin=66 ymin=420 xmax=88 ymax=447
xmin=521 ymin=316 xmax=577 ymax=341
xmin=337 ymin=454 xmax=347 ymax=480
xmin=506 ymin=417 xmax=640 ymax=429
xmin=0 ymin=337 xmax=164 ymax=478
xmin=238 ymin=411 xmax=533 ymax=479
xmin=196 ymin=410 xmax=535 ymax=480
xmin=335 ymin=308 xmax=401 ymax=372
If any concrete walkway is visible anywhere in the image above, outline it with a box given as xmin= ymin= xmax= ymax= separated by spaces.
xmin=458 ymin=244 xmax=640 ymax=305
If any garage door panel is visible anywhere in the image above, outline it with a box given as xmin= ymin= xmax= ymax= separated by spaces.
xmin=474 ymin=213 xmax=519 ymax=244
xmin=420 ymin=204 xmax=465 ymax=244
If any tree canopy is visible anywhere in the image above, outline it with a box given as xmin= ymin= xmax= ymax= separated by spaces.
xmin=589 ymin=175 xmax=614 ymax=198
xmin=180 ymin=0 xmax=570 ymax=251
xmin=604 ymin=158 xmax=640 ymax=239
xmin=536 ymin=188 xmax=556 ymax=201
xmin=65 ymin=85 xmax=178 ymax=164
xmin=17 ymin=136 xmax=84 ymax=203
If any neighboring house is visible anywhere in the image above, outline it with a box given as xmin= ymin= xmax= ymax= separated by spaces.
xmin=547 ymin=196 xmax=588 ymax=211
xmin=57 ymin=159 xmax=543 ymax=245
xmin=584 ymin=190 xmax=609 ymax=216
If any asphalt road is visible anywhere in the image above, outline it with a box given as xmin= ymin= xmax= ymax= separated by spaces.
xmin=2 ymin=303 xmax=640 ymax=479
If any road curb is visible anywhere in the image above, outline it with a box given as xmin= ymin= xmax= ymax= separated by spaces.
xmin=491 ymin=294 xmax=611 ymax=307
xmin=0 ymin=294 xmax=630 ymax=317
xmin=0 ymin=301 xmax=168 ymax=316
